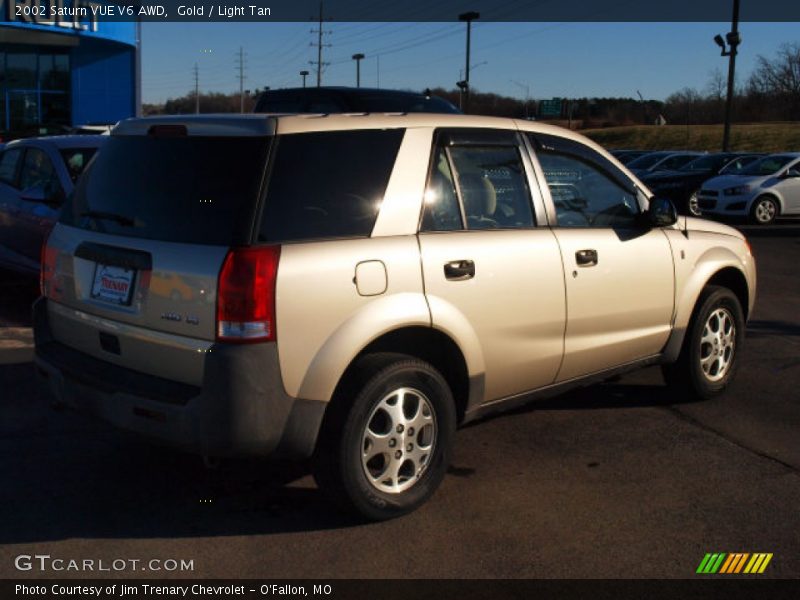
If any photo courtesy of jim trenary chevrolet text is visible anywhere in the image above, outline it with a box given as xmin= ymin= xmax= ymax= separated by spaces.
xmin=0 ymin=0 xmax=799 ymax=598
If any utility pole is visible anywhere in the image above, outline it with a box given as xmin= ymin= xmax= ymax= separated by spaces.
xmin=376 ymin=55 xmax=380 ymax=89
xmin=352 ymin=53 xmax=365 ymax=87
xmin=193 ymin=63 xmax=199 ymax=114
xmin=236 ymin=47 xmax=246 ymax=113
xmin=458 ymin=11 xmax=480 ymax=113
xmin=300 ymin=70 xmax=309 ymax=87
xmin=310 ymin=1 xmax=331 ymax=87
xmin=714 ymin=0 xmax=741 ymax=151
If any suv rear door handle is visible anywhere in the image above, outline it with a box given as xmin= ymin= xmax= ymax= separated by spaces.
xmin=444 ymin=260 xmax=475 ymax=281
xmin=576 ymin=249 xmax=598 ymax=267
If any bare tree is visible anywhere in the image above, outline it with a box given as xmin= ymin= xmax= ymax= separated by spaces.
xmin=748 ymin=42 xmax=800 ymax=96
xmin=705 ymin=68 xmax=726 ymax=102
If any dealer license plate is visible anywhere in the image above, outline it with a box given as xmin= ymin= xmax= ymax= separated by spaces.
xmin=90 ymin=263 xmax=136 ymax=306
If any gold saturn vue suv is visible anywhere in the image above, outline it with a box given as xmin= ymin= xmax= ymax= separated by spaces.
xmin=34 ymin=114 xmax=756 ymax=520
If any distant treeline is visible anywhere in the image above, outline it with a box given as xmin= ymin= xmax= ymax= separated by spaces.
xmin=143 ymin=43 xmax=800 ymax=128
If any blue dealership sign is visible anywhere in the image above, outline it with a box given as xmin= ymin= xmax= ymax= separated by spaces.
xmin=0 ymin=0 xmax=136 ymax=46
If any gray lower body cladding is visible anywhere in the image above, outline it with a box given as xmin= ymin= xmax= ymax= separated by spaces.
xmin=32 ymin=297 xmax=325 ymax=459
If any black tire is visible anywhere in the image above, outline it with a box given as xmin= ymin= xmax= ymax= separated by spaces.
xmin=662 ymin=285 xmax=745 ymax=401
xmin=313 ymin=353 xmax=456 ymax=521
xmin=750 ymin=195 xmax=779 ymax=225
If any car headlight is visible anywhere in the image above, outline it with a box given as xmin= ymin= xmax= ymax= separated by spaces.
xmin=724 ymin=185 xmax=751 ymax=196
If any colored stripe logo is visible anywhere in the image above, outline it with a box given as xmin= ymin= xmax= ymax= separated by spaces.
xmin=697 ymin=553 xmax=773 ymax=574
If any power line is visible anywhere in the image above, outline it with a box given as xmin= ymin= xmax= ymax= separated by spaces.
xmin=327 ymin=24 xmax=462 ymax=65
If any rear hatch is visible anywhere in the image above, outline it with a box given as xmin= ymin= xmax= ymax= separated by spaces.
xmin=42 ymin=117 xmax=274 ymax=386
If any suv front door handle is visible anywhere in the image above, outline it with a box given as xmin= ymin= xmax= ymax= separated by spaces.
xmin=444 ymin=260 xmax=475 ymax=281
xmin=576 ymin=249 xmax=598 ymax=267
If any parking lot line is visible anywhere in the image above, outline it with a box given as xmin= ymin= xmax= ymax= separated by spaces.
xmin=0 ymin=327 xmax=33 ymax=365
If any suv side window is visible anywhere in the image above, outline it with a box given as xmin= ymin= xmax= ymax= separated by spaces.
xmin=421 ymin=138 xmax=535 ymax=231
xmin=530 ymin=133 xmax=640 ymax=228
xmin=450 ymin=146 xmax=535 ymax=230
xmin=260 ymin=129 xmax=404 ymax=243
xmin=0 ymin=148 xmax=23 ymax=187
xmin=420 ymin=147 xmax=462 ymax=231
xmin=19 ymin=148 xmax=62 ymax=197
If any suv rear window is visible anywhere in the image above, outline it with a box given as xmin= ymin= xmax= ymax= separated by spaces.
xmin=259 ymin=129 xmax=404 ymax=243
xmin=61 ymin=136 xmax=271 ymax=245
xmin=60 ymin=147 xmax=98 ymax=183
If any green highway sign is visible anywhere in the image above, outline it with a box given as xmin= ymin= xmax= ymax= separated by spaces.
xmin=539 ymin=98 xmax=563 ymax=117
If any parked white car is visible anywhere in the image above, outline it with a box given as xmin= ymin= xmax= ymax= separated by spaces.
xmin=697 ymin=153 xmax=800 ymax=224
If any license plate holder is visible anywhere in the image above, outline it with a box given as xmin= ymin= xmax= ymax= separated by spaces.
xmin=90 ymin=263 xmax=136 ymax=306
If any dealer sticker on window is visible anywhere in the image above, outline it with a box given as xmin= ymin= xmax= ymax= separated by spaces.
xmin=90 ymin=264 xmax=136 ymax=305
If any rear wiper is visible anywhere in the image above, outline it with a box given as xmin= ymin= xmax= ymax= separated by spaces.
xmin=80 ymin=210 xmax=135 ymax=227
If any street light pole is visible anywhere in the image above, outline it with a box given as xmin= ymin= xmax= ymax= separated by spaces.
xmin=510 ymin=79 xmax=530 ymax=119
xmin=300 ymin=70 xmax=309 ymax=88
xmin=458 ymin=11 xmax=479 ymax=113
xmin=352 ymin=53 xmax=365 ymax=87
xmin=715 ymin=0 xmax=741 ymax=151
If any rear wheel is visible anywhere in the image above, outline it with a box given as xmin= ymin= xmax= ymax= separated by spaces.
xmin=750 ymin=196 xmax=778 ymax=225
xmin=662 ymin=285 xmax=744 ymax=400
xmin=313 ymin=354 xmax=456 ymax=521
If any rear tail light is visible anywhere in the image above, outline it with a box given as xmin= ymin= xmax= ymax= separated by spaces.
xmin=40 ymin=230 xmax=57 ymax=298
xmin=216 ymin=245 xmax=281 ymax=343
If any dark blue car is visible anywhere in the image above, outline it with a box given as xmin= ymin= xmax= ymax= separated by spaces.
xmin=0 ymin=135 xmax=105 ymax=275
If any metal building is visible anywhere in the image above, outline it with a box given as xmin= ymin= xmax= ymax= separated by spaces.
xmin=0 ymin=1 xmax=138 ymax=139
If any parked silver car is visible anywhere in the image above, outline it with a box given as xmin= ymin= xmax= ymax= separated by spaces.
xmin=34 ymin=114 xmax=755 ymax=520
xmin=697 ymin=153 xmax=800 ymax=224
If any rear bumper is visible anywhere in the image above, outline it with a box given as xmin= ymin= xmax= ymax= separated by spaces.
xmin=32 ymin=297 xmax=325 ymax=459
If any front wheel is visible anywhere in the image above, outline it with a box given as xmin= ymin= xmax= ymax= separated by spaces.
xmin=750 ymin=196 xmax=778 ymax=225
xmin=313 ymin=354 xmax=456 ymax=521
xmin=662 ymin=285 xmax=745 ymax=401
xmin=687 ymin=190 xmax=702 ymax=217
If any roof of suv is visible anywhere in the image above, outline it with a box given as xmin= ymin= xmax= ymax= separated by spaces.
xmin=113 ymin=112 xmax=588 ymax=142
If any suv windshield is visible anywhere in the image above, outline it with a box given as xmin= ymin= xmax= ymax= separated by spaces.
xmin=680 ymin=155 xmax=728 ymax=172
xmin=255 ymin=89 xmax=460 ymax=114
xmin=60 ymin=148 xmax=98 ymax=183
xmin=627 ymin=152 xmax=670 ymax=169
xmin=355 ymin=95 xmax=460 ymax=114
xmin=740 ymin=155 xmax=797 ymax=176
xmin=61 ymin=135 xmax=271 ymax=245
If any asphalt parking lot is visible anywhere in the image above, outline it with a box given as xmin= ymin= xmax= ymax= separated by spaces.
xmin=0 ymin=222 xmax=798 ymax=579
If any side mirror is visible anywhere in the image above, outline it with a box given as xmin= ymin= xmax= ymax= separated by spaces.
xmin=784 ymin=168 xmax=800 ymax=178
xmin=647 ymin=197 xmax=678 ymax=227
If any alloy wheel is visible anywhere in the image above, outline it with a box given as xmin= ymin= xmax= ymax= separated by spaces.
xmin=699 ymin=307 xmax=736 ymax=382
xmin=361 ymin=387 xmax=437 ymax=494
xmin=754 ymin=198 xmax=777 ymax=224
